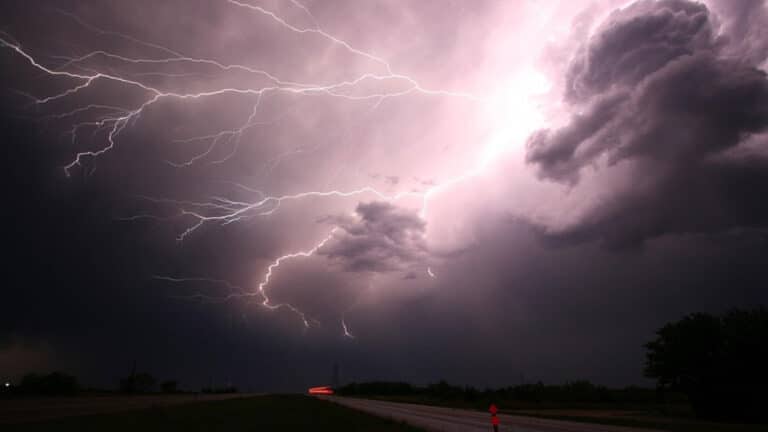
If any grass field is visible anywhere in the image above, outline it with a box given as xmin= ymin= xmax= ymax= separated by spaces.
xmin=2 ymin=394 xmax=425 ymax=432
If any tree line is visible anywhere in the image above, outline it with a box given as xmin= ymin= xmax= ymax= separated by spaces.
xmin=340 ymin=307 xmax=767 ymax=424
xmin=338 ymin=380 xmax=662 ymax=405
xmin=0 ymin=371 xmax=238 ymax=396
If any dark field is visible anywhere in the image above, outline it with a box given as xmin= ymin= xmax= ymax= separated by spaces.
xmin=1 ymin=394 xmax=425 ymax=432
xmin=0 ymin=393 xmax=246 ymax=424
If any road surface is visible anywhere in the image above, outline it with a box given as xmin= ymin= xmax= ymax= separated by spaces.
xmin=321 ymin=396 xmax=661 ymax=432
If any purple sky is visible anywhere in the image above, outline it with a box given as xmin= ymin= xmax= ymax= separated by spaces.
xmin=2 ymin=0 xmax=768 ymax=391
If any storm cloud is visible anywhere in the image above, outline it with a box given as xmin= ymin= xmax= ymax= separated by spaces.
xmin=526 ymin=0 xmax=768 ymax=246
xmin=2 ymin=0 xmax=768 ymax=393
xmin=319 ymin=201 xmax=428 ymax=273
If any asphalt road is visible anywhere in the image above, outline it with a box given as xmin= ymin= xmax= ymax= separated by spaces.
xmin=321 ymin=396 xmax=662 ymax=432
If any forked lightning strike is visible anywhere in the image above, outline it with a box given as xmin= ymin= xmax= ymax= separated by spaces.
xmin=143 ymin=187 xmax=423 ymax=241
xmin=0 ymin=1 xmax=496 ymax=336
xmin=254 ymin=229 xmax=338 ymax=328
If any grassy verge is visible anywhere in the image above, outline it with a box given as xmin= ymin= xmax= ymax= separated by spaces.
xmin=512 ymin=411 xmax=768 ymax=432
xmin=4 ymin=394 xmax=425 ymax=432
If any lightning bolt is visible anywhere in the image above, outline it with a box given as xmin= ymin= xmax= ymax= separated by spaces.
xmin=139 ymin=186 xmax=422 ymax=242
xmin=0 ymin=2 xmax=511 ymax=336
xmin=341 ymin=316 xmax=355 ymax=339
xmin=152 ymin=276 xmax=249 ymax=303
xmin=152 ymin=232 xmax=336 ymax=328
xmin=254 ymin=228 xmax=339 ymax=328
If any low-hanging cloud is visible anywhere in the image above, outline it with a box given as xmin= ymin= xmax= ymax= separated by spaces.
xmin=319 ymin=201 xmax=428 ymax=273
xmin=526 ymin=0 xmax=768 ymax=246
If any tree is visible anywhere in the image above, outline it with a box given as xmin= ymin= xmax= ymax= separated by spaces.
xmin=644 ymin=308 xmax=768 ymax=422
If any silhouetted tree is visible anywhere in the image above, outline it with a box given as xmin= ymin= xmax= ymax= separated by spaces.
xmin=644 ymin=308 xmax=768 ymax=422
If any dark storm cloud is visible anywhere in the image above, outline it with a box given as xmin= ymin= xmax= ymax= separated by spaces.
xmin=525 ymin=90 xmax=628 ymax=183
xmin=526 ymin=0 xmax=768 ymax=246
xmin=319 ymin=201 xmax=427 ymax=272
xmin=564 ymin=0 xmax=713 ymax=102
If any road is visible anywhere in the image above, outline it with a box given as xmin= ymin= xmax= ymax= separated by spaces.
xmin=321 ymin=396 xmax=662 ymax=432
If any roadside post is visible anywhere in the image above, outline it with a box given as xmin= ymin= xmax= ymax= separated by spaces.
xmin=489 ymin=403 xmax=499 ymax=431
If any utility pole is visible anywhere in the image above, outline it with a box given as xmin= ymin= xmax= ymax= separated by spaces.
xmin=332 ymin=363 xmax=340 ymax=388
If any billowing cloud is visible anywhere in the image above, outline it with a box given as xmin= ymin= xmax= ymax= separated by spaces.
xmin=526 ymin=0 xmax=768 ymax=246
xmin=564 ymin=0 xmax=714 ymax=103
xmin=319 ymin=201 xmax=428 ymax=272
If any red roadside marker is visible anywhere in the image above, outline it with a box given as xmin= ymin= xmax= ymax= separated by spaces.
xmin=489 ymin=404 xmax=499 ymax=431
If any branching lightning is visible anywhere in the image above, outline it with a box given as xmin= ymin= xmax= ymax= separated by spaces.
xmin=0 ymin=1 xmax=526 ymax=337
